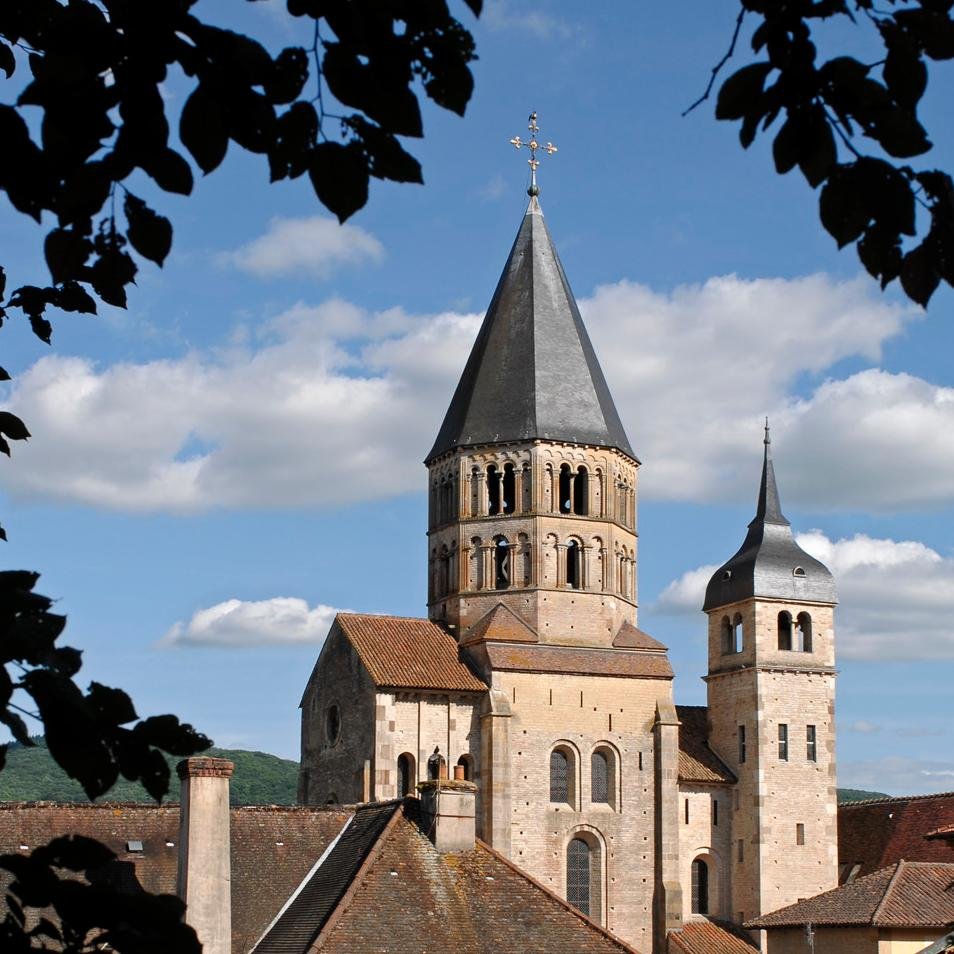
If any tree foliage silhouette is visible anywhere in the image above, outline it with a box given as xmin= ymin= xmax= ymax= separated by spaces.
xmin=691 ymin=0 xmax=954 ymax=309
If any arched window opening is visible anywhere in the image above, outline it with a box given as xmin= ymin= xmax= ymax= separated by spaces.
xmin=720 ymin=616 xmax=733 ymax=655
xmin=494 ymin=536 xmax=511 ymax=590
xmin=487 ymin=465 xmax=501 ymax=515
xmin=566 ymin=540 xmax=581 ymax=590
xmin=456 ymin=754 xmax=474 ymax=782
xmin=426 ymin=748 xmax=446 ymax=780
xmin=550 ymin=749 xmax=570 ymax=803
xmin=566 ymin=837 xmax=600 ymax=922
xmin=574 ymin=466 xmax=589 ymax=515
xmin=397 ymin=753 xmax=416 ymax=796
xmin=502 ymin=463 xmax=516 ymax=514
xmin=691 ymin=858 xmax=709 ymax=915
xmin=559 ymin=464 xmax=572 ymax=514
xmin=325 ymin=793 xmax=338 ymax=805
xmin=591 ymin=750 xmax=609 ymax=804
xmin=796 ymin=612 xmax=813 ymax=652
xmin=731 ymin=613 xmax=743 ymax=653
xmin=777 ymin=611 xmax=793 ymax=651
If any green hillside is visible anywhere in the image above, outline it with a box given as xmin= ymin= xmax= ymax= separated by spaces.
xmin=0 ymin=738 xmax=298 ymax=805
xmin=837 ymin=788 xmax=890 ymax=803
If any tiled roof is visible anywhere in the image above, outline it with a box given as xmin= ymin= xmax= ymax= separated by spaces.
xmin=839 ymin=792 xmax=954 ymax=879
xmin=668 ymin=919 xmax=758 ymax=953
xmin=613 ymin=621 xmax=668 ymax=651
xmin=460 ymin=603 xmax=539 ymax=646
xmin=747 ymin=861 xmax=954 ymax=929
xmin=676 ymin=706 xmax=736 ymax=785
xmin=484 ymin=643 xmax=673 ymax=679
xmin=336 ymin=614 xmax=487 ymax=692
xmin=293 ymin=799 xmax=641 ymax=953
xmin=0 ymin=802 xmax=351 ymax=954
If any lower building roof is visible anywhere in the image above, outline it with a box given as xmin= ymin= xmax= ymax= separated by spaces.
xmin=668 ymin=919 xmax=758 ymax=954
xmin=675 ymin=706 xmax=736 ymax=786
xmin=484 ymin=642 xmax=673 ymax=679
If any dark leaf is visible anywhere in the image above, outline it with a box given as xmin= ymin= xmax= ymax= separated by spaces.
xmin=349 ymin=117 xmax=423 ymax=183
xmin=900 ymin=241 xmax=940 ymax=306
xmin=463 ymin=0 xmax=483 ymax=12
xmin=308 ymin=141 xmax=370 ymax=222
xmin=798 ymin=108 xmax=837 ymax=188
xmin=716 ymin=62 xmax=773 ymax=121
xmin=141 ymin=148 xmax=194 ymax=195
xmin=0 ymin=367 xmax=10 ymax=382
xmin=87 ymin=682 xmax=138 ymax=727
xmin=133 ymin=714 xmax=211 ymax=756
xmin=0 ymin=266 xmax=6 ymax=299
xmin=858 ymin=226 xmax=903 ymax=288
xmin=180 ymin=85 xmax=229 ymax=174
xmin=50 ymin=282 xmax=97 ymax=315
xmin=772 ymin=115 xmax=800 ymax=175
xmin=883 ymin=38 xmax=927 ymax=109
xmin=0 ymin=711 xmax=32 ymax=747
xmin=268 ymin=102 xmax=318 ymax=181
xmin=895 ymin=8 xmax=954 ymax=60
xmin=124 ymin=194 xmax=173 ymax=266
xmin=9 ymin=286 xmax=49 ymax=319
xmin=29 ymin=315 xmax=52 ymax=344
xmin=0 ymin=42 xmax=14 ymax=79
xmin=266 ymin=47 xmax=309 ymax=104
xmin=44 ymin=229 xmax=93 ymax=284
xmin=819 ymin=164 xmax=870 ymax=247
xmin=0 ymin=412 xmax=30 ymax=442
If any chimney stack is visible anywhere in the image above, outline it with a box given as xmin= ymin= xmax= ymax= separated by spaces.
xmin=419 ymin=778 xmax=477 ymax=852
xmin=177 ymin=757 xmax=234 ymax=954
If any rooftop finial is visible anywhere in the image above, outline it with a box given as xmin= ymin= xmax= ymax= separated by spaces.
xmin=509 ymin=111 xmax=558 ymax=197
xmin=764 ymin=416 xmax=771 ymax=446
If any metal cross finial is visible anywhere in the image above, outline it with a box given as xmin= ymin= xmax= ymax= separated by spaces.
xmin=764 ymin=416 xmax=771 ymax=446
xmin=509 ymin=111 xmax=558 ymax=197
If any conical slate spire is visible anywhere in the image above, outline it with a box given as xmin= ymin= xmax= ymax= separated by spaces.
xmin=426 ymin=197 xmax=635 ymax=463
xmin=703 ymin=425 xmax=835 ymax=611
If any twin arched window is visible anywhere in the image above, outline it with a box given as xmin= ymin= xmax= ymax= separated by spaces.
xmin=550 ymin=745 xmax=616 ymax=809
xmin=778 ymin=611 xmax=813 ymax=652
xmin=721 ymin=614 xmax=743 ymax=654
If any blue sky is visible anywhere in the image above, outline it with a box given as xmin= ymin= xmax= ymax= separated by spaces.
xmin=2 ymin=1 xmax=953 ymax=796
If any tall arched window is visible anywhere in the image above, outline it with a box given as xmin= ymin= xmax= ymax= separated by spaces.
xmin=559 ymin=464 xmax=572 ymax=513
xmin=720 ymin=616 xmax=733 ymax=654
xmin=550 ymin=749 xmax=569 ymax=803
xmin=566 ymin=836 xmax=601 ymax=922
xmin=732 ymin=613 xmax=743 ymax=653
xmin=778 ymin=611 xmax=793 ymax=651
xmin=502 ymin=463 xmax=516 ymax=514
xmin=397 ymin=752 xmax=416 ymax=796
xmin=566 ymin=540 xmax=581 ymax=589
xmin=796 ymin=612 xmax=813 ymax=652
xmin=487 ymin=465 xmax=501 ymax=515
xmin=438 ymin=545 xmax=450 ymax=597
xmin=574 ymin=466 xmax=588 ymax=515
xmin=691 ymin=858 xmax=709 ymax=915
xmin=591 ymin=751 xmax=609 ymax=804
xmin=494 ymin=536 xmax=511 ymax=590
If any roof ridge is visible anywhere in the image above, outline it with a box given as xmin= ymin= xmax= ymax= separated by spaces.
xmin=841 ymin=790 xmax=954 ymax=808
xmin=337 ymin=611 xmax=430 ymax=623
xmin=310 ymin=800 xmax=407 ymax=951
xmin=872 ymin=860 xmax=907 ymax=926
xmin=474 ymin=837 xmax=639 ymax=953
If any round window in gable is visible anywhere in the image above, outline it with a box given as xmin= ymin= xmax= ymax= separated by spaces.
xmin=325 ymin=704 xmax=341 ymax=746
xmin=793 ymin=566 xmax=806 ymax=578
xmin=722 ymin=570 xmax=732 ymax=581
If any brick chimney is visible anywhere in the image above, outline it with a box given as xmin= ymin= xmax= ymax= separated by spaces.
xmin=419 ymin=778 xmax=477 ymax=852
xmin=177 ymin=757 xmax=234 ymax=954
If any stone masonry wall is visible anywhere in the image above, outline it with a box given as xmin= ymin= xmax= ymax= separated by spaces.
xmin=677 ymin=784 xmax=732 ymax=921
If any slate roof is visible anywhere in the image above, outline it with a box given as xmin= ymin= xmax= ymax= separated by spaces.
xmin=746 ymin=861 xmax=954 ymax=929
xmin=0 ymin=802 xmax=352 ymax=954
xmin=460 ymin=602 xmax=540 ymax=646
xmin=668 ymin=919 xmax=758 ymax=953
xmin=484 ymin=642 xmax=673 ymax=679
xmin=676 ymin=706 xmax=736 ymax=785
xmin=426 ymin=197 xmax=636 ymax=463
xmin=704 ymin=428 xmax=836 ymax=611
xmin=335 ymin=613 xmax=487 ymax=692
xmin=839 ymin=792 xmax=954 ymax=879
xmin=257 ymin=798 xmax=641 ymax=954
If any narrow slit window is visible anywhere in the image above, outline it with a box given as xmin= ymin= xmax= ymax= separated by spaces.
xmin=778 ymin=723 xmax=789 ymax=761
xmin=796 ymin=823 xmax=806 ymax=846
xmin=738 ymin=725 xmax=746 ymax=764
xmin=806 ymin=725 xmax=817 ymax=762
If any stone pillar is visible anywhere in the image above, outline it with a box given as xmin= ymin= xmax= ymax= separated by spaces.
xmin=653 ymin=703 xmax=683 ymax=953
xmin=419 ymin=779 xmax=477 ymax=852
xmin=513 ymin=467 xmax=523 ymax=513
xmin=482 ymin=545 xmax=493 ymax=590
xmin=600 ymin=547 xmax=608 ymax=591
xmin=460 ymin=545 xmax=471 ymax=591
xmin=556 ymin=544 xmax=566 ymax=587
xmin=478 ymin=688 xmax=512 ymax=855
xmin=477 ymin=471 xmax=487 ymax=516
xmin=177 ymin=757 xmax=233 ymax=954
xmin=582 ymin=545 xmax=592 ymax=590
xmin=550 ymin=468 xmax=559 ymax=513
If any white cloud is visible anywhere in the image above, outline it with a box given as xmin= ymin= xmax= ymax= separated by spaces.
xmin=482 ymin=1 xmax=575 ymax=39
xmin=161 ymin=597 xmax=343 ymax=648
xmin=838 ymin=755 xmax=954 ymax=796
xmin=220 ymin=216 xmax=384 ymax=279
xmin=656 ymin=531 xmax=954 ymax=661
xmin=4 ymin=271 xmax=954 ymax=515
xmin=846 ymin=720 xmax=881 ymax=733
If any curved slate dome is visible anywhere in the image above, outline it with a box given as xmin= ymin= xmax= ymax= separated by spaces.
xmin=703 ymin=430 xmax=836 ymax=611
xmin=426 ymin=197 xmax=636 ymax=464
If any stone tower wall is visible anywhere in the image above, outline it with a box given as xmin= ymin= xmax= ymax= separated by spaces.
xmin=677 ymin=783 xmax=733 ymax=921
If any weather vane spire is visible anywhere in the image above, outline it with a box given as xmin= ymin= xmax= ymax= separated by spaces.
xmin=509 ymin=111 xmax=558 ymax=197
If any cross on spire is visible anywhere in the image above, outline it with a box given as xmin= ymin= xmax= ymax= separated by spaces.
xmin=509 ymin=111 xmax=558 ymax=196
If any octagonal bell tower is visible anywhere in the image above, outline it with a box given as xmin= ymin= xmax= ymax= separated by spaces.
xmin=425 ymin=195 xmax=639 ymax=648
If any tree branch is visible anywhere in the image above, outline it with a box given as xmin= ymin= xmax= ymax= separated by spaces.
xmin=682 ymin=6 xmax=746 ymax=118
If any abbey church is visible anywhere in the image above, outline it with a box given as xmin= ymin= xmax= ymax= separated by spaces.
xmin=297 ymin=189 xmax=840 ymax=954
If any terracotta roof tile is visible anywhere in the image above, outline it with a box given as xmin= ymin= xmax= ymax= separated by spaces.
xmin=309 ymin=799 xmax=641 ymax=953
xmin=336 ymin=614 xmax=487 ymax=692
xmin=839 ymin=792 xmax=954 ymax=879
xmin=484 ymin=643 xmax=673 ymax=679
xmin=747 ymin=861 xmax=954 ymax=929
xmin=460 ymin=602 xmax=539 ymax=646
xmin=668 ymin=919 xmax=758 ymax=954
xmin=0 ymin=802 xmax=351 ymax=954
xmin=613 ymin=621 xmax=668 ymax=651
xmin=676 ymin=706 xmax=736 ymax=785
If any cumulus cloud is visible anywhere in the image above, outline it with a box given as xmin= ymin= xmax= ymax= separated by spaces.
xmin=482 ymin=0 xmax=576 ymax=39
xmin=220 ymin=216 xmax=384 ymax=279
xmin=161 ymin=597 xmax=343 ymax=648
xmin=656 ymin=531 xmax=954 ymax=660
xmin=4 ymin=272 xmax=953 ymax=514
xmin=838 ymin=755 xmax=954 ymax=796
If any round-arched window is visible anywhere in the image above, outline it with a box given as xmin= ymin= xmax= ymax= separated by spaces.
xmin=325 ymin=704 xmax=341 ymax=746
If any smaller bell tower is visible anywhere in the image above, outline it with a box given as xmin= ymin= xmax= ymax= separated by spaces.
xmin=703 ymin=423 xmax=838 ymax=925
